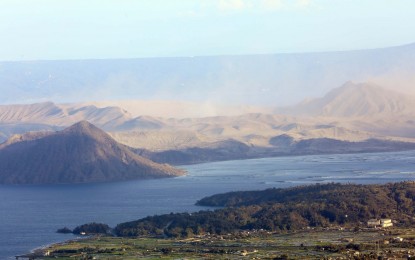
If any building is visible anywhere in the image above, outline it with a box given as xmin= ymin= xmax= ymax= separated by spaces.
xmin=367 ymin=219 xmax=380 ymax=227
xmin=380 ymin=219 xmax=393 ymax=228
xmin=367 ymin=218 xmax=393 ymax=228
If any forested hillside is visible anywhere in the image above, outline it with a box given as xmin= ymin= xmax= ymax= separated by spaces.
xmin=113 ymin=182 xmax=415 ymax=238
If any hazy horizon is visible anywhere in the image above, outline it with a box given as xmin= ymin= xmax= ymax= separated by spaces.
xmin=3 ymin=2 xmax=415 ymax=259
xmin=1 ymin=42 xmax=415 ymax=110
xmin=1 ymin=1 xmax=415 ymax=109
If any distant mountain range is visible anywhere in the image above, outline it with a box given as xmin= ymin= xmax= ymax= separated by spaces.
xmin=1 ymin=82 xmax=415 ymax=170
xmin=0 ymin=121 xmax=184 ymax=184
xmin=1 ymin=43 xmax=415 ymax=107
xmin=0 ymin=102 xmax=133 ymax=130
xmin=1 ymin=81 xmax=415 ymax=142
xmin=3 ymin=43 xmax=415 ymax=183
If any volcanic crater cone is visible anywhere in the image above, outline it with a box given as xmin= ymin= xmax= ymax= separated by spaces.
xmin=0 ymin=121 xmax=185 ymax=184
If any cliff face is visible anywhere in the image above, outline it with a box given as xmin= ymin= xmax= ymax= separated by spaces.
xmin=0 ymin=121 xmax=185 ymax=184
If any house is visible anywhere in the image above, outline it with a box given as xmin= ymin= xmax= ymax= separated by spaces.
xmin=367 ymin=218 xmax=393 ymax=228
xmin=367 ymin=219 xmax=380 ymax=227
xmin=380 ymin=219 xmax=393 ymax=228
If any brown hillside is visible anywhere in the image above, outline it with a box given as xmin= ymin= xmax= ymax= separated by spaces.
xmin=0 ymin=121 xmax=185 ymax=184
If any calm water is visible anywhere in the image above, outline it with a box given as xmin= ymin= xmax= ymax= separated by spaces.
xmin=2 ymin=151 xmax=415 ymax=258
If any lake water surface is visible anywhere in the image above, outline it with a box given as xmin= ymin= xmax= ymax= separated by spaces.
xmin=2 ymin=151 xmax=415 ymax=259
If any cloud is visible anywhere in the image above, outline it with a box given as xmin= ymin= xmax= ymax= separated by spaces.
xmin=296 ymin=0 xmax=312 ymax=9
xmin=260 ymin=0 xmax=284 ymax=11
xmin=218 ymin=0 xmax=252 ymax=12
xmin=178 ymin=10 xmax=201 ymax=18
xmin=215 ymin=0 xmax=315 ymax=13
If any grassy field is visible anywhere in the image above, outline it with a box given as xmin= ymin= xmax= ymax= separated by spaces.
xmin=19 ymin=227 xmax=415 ymax=259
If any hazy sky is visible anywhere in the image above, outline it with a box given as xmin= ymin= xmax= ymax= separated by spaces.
xmin=1 ymin=0 xmax=415 ymax=61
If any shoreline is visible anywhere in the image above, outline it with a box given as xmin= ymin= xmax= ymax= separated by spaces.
xmin=17 ymin=235 xmax=91 ymax=259
xmin=15 ymin=227 xmax=415 ymax=259
xmin=7 ymin=150 xmax=415 ymax=259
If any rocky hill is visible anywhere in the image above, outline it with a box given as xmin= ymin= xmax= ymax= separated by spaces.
xmin=0 ymin=121 xmax=184 ymax=184
xmin=1 ymin=81 xmax=415 ymax=164
xmin=277 ymin=81 xmax=415 ymax=118
xmin=0 ymin=102 xmax=133 ymax=129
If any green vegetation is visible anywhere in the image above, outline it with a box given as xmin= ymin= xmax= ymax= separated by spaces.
xmin=72 ymin=222 xmax=111 ymax=235
xmin=115 ymin=182 xmax=415 ymax=238
xmin=25 ymin=227 xmax=415 ymax=259
xmin=56 ymin=227 xmax=72 ymax=234
xmin=41 ymin=182 xmax=415 ymax=259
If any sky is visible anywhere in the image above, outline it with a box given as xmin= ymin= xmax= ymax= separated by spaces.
xmin=1 ymin=0 xmax=415 ymax=61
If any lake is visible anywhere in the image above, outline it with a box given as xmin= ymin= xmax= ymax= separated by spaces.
xmin=2 ymin=151 xmax=415 ymax=259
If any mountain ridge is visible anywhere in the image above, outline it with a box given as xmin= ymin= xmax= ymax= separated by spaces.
xmin=0 ymin=121 xmax=184 ymax=184
xmin=1 ymin=81 xmax=415 ymax=164
xmin=277 ymin=82 xmax=415 ymax=118
xmin=1 ymin=42 xmax=415 ymax=106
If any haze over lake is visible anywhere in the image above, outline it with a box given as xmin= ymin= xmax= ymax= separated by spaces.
xmin=2 ymin=150 xmax=415 ymax=259
xmin=1 ymin=1 xmax=415 ymax=259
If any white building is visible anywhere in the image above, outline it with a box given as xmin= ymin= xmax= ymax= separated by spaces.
xmin=380 ymin=219 xmax=393 ymax=228
xmin=367 ymin=218 xmax=393 ymax=228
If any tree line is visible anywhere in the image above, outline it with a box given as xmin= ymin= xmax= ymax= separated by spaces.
xmin=112 ymin=182 xmax=415 ymax=238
